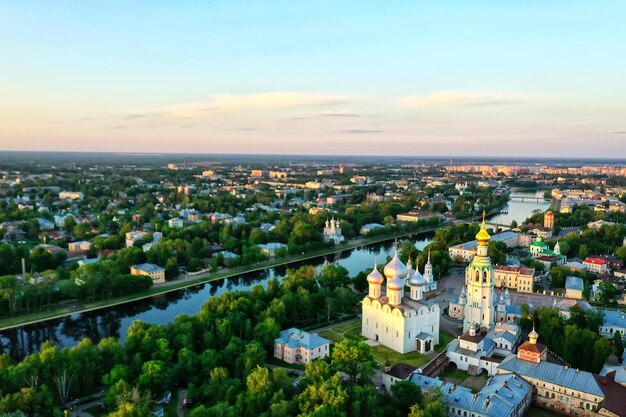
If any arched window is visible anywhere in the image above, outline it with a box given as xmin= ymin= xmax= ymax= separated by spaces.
xmin=482 ymin=270 xmax=487 ymax=283
xmin=475 ymin=271 xmax=480 ymax=282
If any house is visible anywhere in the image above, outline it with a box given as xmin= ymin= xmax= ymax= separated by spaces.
xmin=326 ymin=194 xmax=350 ymax=205
xmin=130 ymin=263 xmax=166 ymax=284
xmin=527 ymin=226 xmax=553 ymax=239
xmin=37 ymin=218 xmax=55 ymax=231
xmin=493 ymin=266 xmax=535 ymax=293
xmin=563 ymin=261 xmax=587 ymax=273
xmin=68 ymin=241 xmax=91 ymax=253
xmin=258 ymin=242 xmax=287 ymax=257
xmin=77 ymin=258 xmax=100 ymax=267
xmin=59 ymin=191 xmax=84 ymax=200
xmin=54 ymin=213 xmax=75 ymax=228
xmin=587 ymin=220 xmax=616 ymax=230
xmin=396 ymin=210 xmax=441 ymax=223
xmin=359 ymin=223 xmax=384 ymax=235
xmin=583 ymin=257 xmax=610 ymax=275
xmin=273 ymin=328 xmax=330 ymax=364
xmin=125 ymin=230 xmax=147 ymax=248
xmin=598 ymin=309 xmax=626 ymax=340
xmin=168 ymin=218 xmax=184 ymax=229
xmin=565 ymin=276 xmax=585 ymax=299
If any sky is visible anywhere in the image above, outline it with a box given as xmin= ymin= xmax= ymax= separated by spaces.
xmin=1 ymin=1 xmax=626 ymax=158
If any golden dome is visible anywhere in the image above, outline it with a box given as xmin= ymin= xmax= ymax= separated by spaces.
xmin=475 ymin=210 xmax=491 ymax=246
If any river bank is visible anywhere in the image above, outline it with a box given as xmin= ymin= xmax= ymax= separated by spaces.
xmin=0 ymin=224 xmax=440 ymax=331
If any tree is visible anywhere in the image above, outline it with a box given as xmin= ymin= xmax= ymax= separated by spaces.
xmin=597 ymin=281 xmax=618 ymax=304
xmin=252 ymin=317 xmax=280 ymax=352
xmin=317 ymin=265 xmax=350 ymax=290
xmin=612 ymin=331 xmax=624 ymax=360
xmin=390 ymin=380 xmax=423 ymax=415
xmin=331 ymin=339 xmax=376 ymax=384
xmin=591 ymin=338 xmax=614 ymax=373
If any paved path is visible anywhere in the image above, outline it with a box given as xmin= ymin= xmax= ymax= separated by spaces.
xmin=71 ymin=398 xmax=100 ymax=417
xmin=176 ymin=389 xmax=188 ymax=417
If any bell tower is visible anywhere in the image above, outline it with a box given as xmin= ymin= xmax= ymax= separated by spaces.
xmin=463 ymin=211 xmax=495 ymax=332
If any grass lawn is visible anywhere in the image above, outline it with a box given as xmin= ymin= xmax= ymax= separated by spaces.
xmin=345 ymin=326 xmax=366 ymax=340
xmin=436 ymin=331 xmax=456 ymax=353
xmin=439 ymin=366 xmax=468 ymax=383
xmin=318 ymin=330 xmax=344 ymax=343
xmin=332 ymin=321 xmax=360 ymax=334
xmin=526 ymin=406 xmax=561 ymax=417
xmin=370 ymin=345 xmax=430 ymax=368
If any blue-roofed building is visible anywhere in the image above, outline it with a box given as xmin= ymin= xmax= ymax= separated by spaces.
xmin=131 ymin=263 xmax=166 ymax=284
xmin=258 ymin=242 xmax=287 ymax=257
xmin=408 ymin=372 xmax=531 ymax=417
xmin=496 ymin=329 xmax=610 ymax=417
xmin=497 ymin=355 xmax=605 ymax=415
xmin=599 ymin=309 xmax=626 ymax=340
xmin=565 ymin=276 xmax=585 ymax=300
xmin=274 ymin=328 xmax=330 ymax=364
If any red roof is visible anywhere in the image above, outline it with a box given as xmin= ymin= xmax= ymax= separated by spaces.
xmin=584 ymin=257 xmax=607 ymax=265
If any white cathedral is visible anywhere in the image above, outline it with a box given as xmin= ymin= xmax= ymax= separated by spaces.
xmin=323 ymin=217 xmax=345 ymax=244
xmin=361 ymin=246 xmax=440 ymax=354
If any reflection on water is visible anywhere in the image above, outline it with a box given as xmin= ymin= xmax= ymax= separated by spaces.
xmin=1 ymin=235 xmax=434 ymax=358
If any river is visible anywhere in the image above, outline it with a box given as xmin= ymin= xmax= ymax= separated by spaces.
xmin=488 ymin=189 xmax=551 ymax=226
xmin=0 ymin=190 xmax=549 ymax=358
xmin=0 ymin=235 xmax=435 ymax=357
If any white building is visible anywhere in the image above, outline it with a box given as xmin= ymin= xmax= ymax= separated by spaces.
xmin=168 ymin=218 xmax=184 ymax=229
xmin=323 ymin=217 xmax=345 ymax=244
xmin=361 ymin=247 xmax=441 ymax=354
xmin=258 ymin=242 xmax=287 ymax=257
xmin=583 ymin=257 xmax=610 ymax=275
xmin=59 ymin=191 xmax=84 ymax=200
xmin=125 ymin=230 xmax=147 ymax=248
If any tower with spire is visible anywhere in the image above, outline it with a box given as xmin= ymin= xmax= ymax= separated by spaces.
xmin=423 ymin=248 xmax=437 ymax=292
xmin=463 ymin=211 xmax=496 ymax=332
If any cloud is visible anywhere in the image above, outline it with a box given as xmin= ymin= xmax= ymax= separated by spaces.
xmin=338 ymin=129 xmax=384 ymax=134
xmin=319 ymin=109 xmax=361 ymax=118
xmin=398 ymin=91 xmax=566 ymax=107
xmin=159 ymin=92 xmax=363 ymax=118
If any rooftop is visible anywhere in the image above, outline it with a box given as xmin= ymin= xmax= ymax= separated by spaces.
xmin=275 ymin=328 xmax=330 ymax=350
xmin=498 ymin=355 xmax=604 ymax=397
